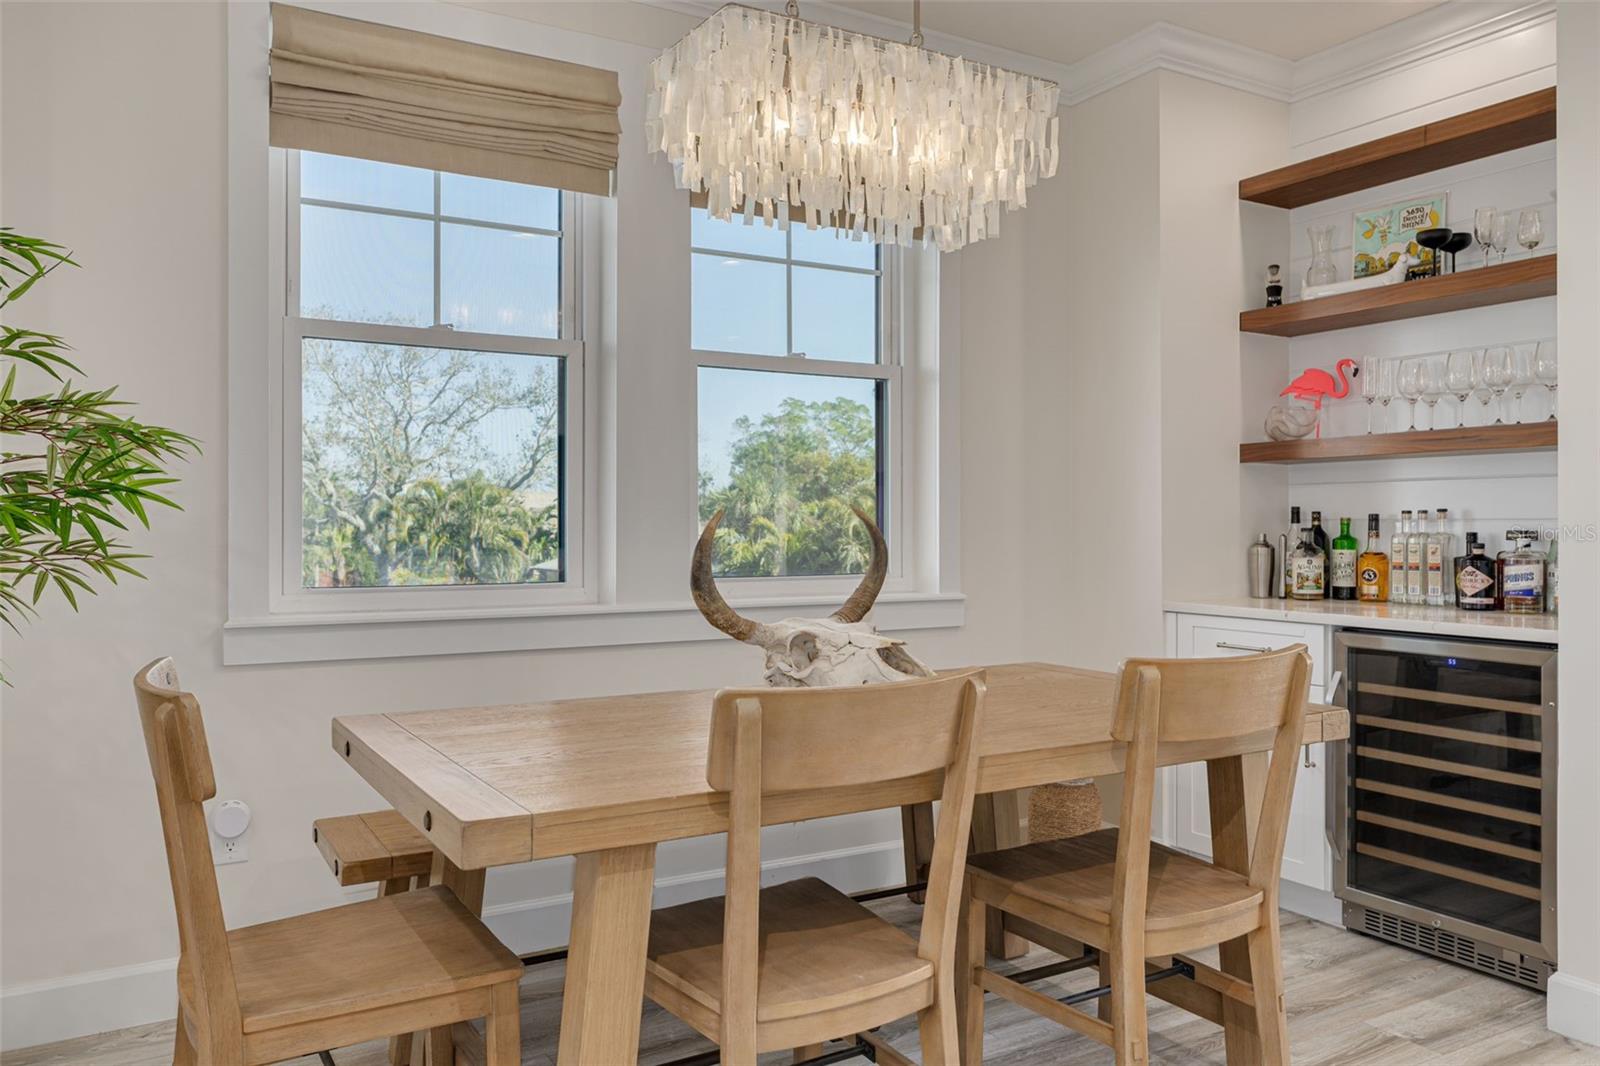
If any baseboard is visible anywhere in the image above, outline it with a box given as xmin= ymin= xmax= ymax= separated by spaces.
xmin=0 ymin=840 xmax=904 ymax=1052
xmin=1547 ymin=971 xmax=1600 ymax=1047
xmin=1278 ymin=881 xmax=1343 ymax=927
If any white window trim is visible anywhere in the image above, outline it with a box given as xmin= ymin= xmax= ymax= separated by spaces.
xmin=223 ymin=1 xmax=963 ymax=666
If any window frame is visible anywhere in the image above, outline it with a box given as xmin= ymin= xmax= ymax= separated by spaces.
xmin=269 ymin=147 xmax=595 ymax=615
xmin=690 ymin=216 xmax=909 ymax=597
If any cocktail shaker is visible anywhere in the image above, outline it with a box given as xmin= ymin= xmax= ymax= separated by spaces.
xmin=1249 ymin=534 xmax=1275 ymax=598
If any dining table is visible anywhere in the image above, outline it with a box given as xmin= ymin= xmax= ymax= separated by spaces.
xmin=332 ymin=661 xmax=1349 ymax=1066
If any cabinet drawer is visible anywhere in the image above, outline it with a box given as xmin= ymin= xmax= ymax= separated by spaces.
xmin=1176 ymin=615 xmax=1325 ymax=688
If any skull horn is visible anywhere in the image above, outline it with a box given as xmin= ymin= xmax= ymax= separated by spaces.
xmin=832 ymin=505 xmax=887 ymax=624
xmin=691 ymin=510 xmax=770 ymax=644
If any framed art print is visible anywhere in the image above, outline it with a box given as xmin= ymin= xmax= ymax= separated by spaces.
xmin=1352 ymin=193 xmax=1447 ymax=277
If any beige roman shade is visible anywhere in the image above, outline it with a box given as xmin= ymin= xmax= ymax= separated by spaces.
xmin=268 ymin=4 xmax=620 ymax=196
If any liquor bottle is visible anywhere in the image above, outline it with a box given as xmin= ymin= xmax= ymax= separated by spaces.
xmin=1357 ymin=513 xmax=1389 ymax=602
xmin=1389 ymin=511 xmax=1411 ymax=603
xmin=1283 ymin=506 xmax=1301 ymax=600
xmin=1290 ymin=527 xmax=1326 ymax=600
xmin=1546 ymin=533 xmax=1559 ymax=614
xmin=1425 ymin=508 xmax=1453 ymax=607
xmin=1310 ymin=511 xmax=1331 ymax=598
xmin=1501 ymin=530 xmax=1546 ymax=614
xmin=1455 ymin=534 xmax=1496 ymax=610
xmin=1331 ymin=517 xmax=1359 ymax=600
xmin=1405 ymin=505 xmax=1428 ymax=605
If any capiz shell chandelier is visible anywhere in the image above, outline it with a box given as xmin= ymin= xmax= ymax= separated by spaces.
xmin=645 ymin=2 xmax=1060 ymax=252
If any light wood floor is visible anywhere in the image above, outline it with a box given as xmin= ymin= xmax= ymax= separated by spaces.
xmin=7 ymin=900 xmax=1596 ymax=1066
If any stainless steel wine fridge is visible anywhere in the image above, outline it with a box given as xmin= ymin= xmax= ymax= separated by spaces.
xmin=1331 ymin=630 xmax=1557 ymax=989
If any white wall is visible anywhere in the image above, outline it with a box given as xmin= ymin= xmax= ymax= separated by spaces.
xmin=0 ymin=0 xmax=1070 ymax=1047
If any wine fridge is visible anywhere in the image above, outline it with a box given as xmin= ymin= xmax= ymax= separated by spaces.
xmin=1331 ymin=630 xmax=1557 ymax=989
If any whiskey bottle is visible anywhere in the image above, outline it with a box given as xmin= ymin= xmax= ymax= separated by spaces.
xmin=1331 ymin=517 xmax=1359 ymax=600
xmin=1501 ymin=530 xmax=1546 ymax=614
xmin=1390 ymin=511 xmax=1411 ymax=603
xmin=1290 ymin=527 xmax=1326 ymax=600
xmin=1405 ymin=505 xmax=1428 ymax=605
xmin=1357 ymin=513 xmax=1389 ymax=602
xmin=1425 ymin=508 xmax=1453 ymax=607
xmin=1311 ymin=511 xmax=1331 ymax=598
xmin=1455 ymin=535 xmax=1496 ymax=610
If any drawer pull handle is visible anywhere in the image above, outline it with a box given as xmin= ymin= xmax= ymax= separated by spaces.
xmin=1216 ymin=641 xmax=1273 ymax=653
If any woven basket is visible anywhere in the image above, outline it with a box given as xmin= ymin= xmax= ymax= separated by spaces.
xmin=1027 ymin=778 xmax=1103 ymax=842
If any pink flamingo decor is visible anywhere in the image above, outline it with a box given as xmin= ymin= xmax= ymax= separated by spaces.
xmin=1280 ymin=358 xmax=1358 ymax=438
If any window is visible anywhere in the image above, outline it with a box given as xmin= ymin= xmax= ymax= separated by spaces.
xmin=286 ymin=151 xmax=584 ymax=600
xmin=692 ymin=209 xmax=896 ymax=580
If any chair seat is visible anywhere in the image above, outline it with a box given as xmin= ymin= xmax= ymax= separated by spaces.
xmin=228 ymin=885 xmax=523 ymax=1033
xmin=313 ymin=809 xmax=434 ymax=887
xmin=645 ymin=877 xmax=933 ymax=1025
xmin=966 ymin=829 xmax=1264 ymax=936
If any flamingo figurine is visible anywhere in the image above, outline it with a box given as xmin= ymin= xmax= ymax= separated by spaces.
xmin=1280 ymin=358 xmax=1358 ymax=438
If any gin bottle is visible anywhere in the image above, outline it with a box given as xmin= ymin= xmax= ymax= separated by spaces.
xmin=1390 ymin=511 xmax=1412 ymax=603
xmin=1331 ymin=517 xmax=1359 ymax=600
xmin=1290 ymin=528 xmax=1326 ymax=600
xmin=1405 ymin=505 xmax=1428 ymax=605
xmin=1426 ymin=508 xmax=1453 ymax=606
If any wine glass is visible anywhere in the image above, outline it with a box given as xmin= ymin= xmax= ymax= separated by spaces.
xmin=1442 ymin=231 xmax=1473 ymax=274
xmin=1375 ymin=357 xmax=1397 ymax=432
xmin=1510 ymin=344 xmax=1537 ymax=422
xmin=1535 ymin=339 xmax=1558 ymax=421
xmin=1360 ymin=355 xmax=1380 ymax=433
xmin=1474 ymin=207 xmax=1498 ymax=267
xmin=1420 ymin=355 xmax=1446 ymax=431
xmin=1518 ymin=208 xmax=1544 ymax=255
xmin=1398 ymin=358 xmax=1424 ymax=431
xmin=1415 ymin=228 xmax=1451 ymax=278
xmin=1490 ymin=212 xmax=1512 ymax=264
xmin=1446 ymin=349 xmax=1478 ymax=429
xmin=1482 ymin=345 xmax=1513 ymax=424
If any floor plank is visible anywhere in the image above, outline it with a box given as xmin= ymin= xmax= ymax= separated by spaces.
xmin=4 ymin=902 xmax=1596 ymax=1066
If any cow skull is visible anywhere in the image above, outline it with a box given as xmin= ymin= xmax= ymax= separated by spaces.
xmin=691 ymin=507 xmax=935 ymax=687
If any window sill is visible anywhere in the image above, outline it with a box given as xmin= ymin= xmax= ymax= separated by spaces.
xmin=221 ymin=592 xmax=966 ymax=665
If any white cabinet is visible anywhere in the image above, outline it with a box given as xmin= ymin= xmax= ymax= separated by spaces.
xmin=1164 ymin=613 xmax=1333 ymax=892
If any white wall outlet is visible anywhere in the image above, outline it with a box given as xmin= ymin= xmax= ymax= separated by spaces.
xmin=208 ymin=798 xmax=252 ymax=866
xmin=212 ymin=835 xmax=249 ymax=865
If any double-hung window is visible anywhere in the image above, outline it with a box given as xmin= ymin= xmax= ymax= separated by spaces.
xmin=282 ymin=150 xmax=586 ymax=607
xmin=692 ymin=209 xmax=901 ymax=584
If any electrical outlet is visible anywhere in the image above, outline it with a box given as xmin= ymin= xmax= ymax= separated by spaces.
xmin=212 ymin=833 xmax=249 ymax=865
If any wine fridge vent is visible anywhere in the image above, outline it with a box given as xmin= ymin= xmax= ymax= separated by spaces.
xmin=1350 ymin=904 xmax=1551 ymax=990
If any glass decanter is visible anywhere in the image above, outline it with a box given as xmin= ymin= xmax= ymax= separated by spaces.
xmin=1306 ymin=224 xmax=1339 ymax=287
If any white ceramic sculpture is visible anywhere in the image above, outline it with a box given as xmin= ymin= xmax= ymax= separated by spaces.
xmin=1264 ymin=400 xmax=1320 ymax=441
xmin=1302 ymin=254 xmax=1417 ymax=301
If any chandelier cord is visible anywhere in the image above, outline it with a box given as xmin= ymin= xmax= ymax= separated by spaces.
xmin=909 ymin=0 xmax=923 ymax=47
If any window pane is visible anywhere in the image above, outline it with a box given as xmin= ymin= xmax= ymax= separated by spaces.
xmin=299 ymin=205 xmax=433 ymax=325
xmin=441 ymin=173 xmax=560 ymax=230
xmin=441 ymin=224 xmax=560 ymax=337
xmin=302 ymin=338 xmax=563 ymax=587
xmin=300 ymin=151 xmax=433 ymax=213
xmin=691 ymin=207 xmax=787 ymax=258
xmin=698 ymin=367 xmax=881 ymax=578
xmin=791 ymin=225 xmax=877 ymax=270
xmin=692 ymin=253 xmax=786 ymax=355
xmin=792 ymin=266 xmax=877 ymax=363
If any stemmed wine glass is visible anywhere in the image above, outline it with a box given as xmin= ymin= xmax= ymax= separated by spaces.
xmin=1447 ymin=350 xmax=1478 ymax=429
xmin=1361 ymin=356 xmax=1381 ymax=433
xmin=1398 ymin=358 xmax=1424 ymax=431
xmin=1490 ymin=212 xmax=1512 ymax=264
xmin=1518 ymin=209 xmax=1544 ymax=255
xmin=1375 ymin=358 xmax=1397 ymax=432
xmin=1420 ymin=355 xmax=1446 ymax=431
xmin=1510 ymin=344 xmax=1537 ymax=423
xmin=1535 ymin=339 xmax=1558 ymax=421
xmin=1474 ymin=207 xmax=1498 ymax=267
xmin=1482 ymin=345 xmax=1513 ymax=424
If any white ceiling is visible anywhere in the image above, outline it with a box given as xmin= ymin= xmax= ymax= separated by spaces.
xmin=831 ymin=0 xmax=1446 ymax=64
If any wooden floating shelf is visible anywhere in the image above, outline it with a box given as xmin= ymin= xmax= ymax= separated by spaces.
xmin=1240 ymin=88 xmax=1556 ymax=208
xmin=1240 ymin=255 xmax=1556 ymax=337
xmin=1239 ymin=423 xmax=1557 ymax=464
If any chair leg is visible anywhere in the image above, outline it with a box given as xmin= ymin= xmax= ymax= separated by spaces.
xmin=1247 ymin=913 xmax=1291 ymax=1065
xmin=173 ymin=1003 xmax=197 ymax=1066
xmin=793 ymin=1045 xmax=825 ymax=1063
xmin=917 ymin=972 xmax=959 ymax=1066
xmin=1108 ymin=947 xmax=1149 ymax=1066
xmin=957 ymin=886 xmax=986 ymax=1066
xmin=485 ymin=979 xmax=522 ymax=1066
xmin=387 ymin=1030 xmax=417 ymax=1066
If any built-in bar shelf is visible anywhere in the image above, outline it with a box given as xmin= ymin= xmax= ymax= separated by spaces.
xmin=1239 ymin=255 xmax=1556 ymax=337
xmin=1239 ymin=88 xmax=1556 ymax=208
xmin=1239 ymin=422 xmax=1556 ymax=464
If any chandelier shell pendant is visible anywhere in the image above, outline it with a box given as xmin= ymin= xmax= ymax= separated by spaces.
xmin=645 ymin=3 xmax=1061 ymax=252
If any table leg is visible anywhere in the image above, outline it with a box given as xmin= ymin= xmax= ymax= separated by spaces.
xmin=1206 ymin=752 xmax=1267 ymax=1066
xmin=556 ymin=843 xmax=657 ymax=1066
xmin=970 ymin=791 xmax=1028 ymax=959
xmin=425 ymin=854 xmax=489 ymax=1066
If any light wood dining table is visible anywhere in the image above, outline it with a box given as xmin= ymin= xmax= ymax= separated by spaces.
xmin=332 ymin=661 xmax=1348 ymax=1066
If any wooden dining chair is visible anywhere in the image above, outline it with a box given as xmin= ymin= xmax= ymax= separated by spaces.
xmin=642 ymin=670 xmax=988 ymax=1065
xmin=133 ymin=658 xmax=525 ymax=1066
xmin=959 ymin=646 xmax=1311 ymax=1066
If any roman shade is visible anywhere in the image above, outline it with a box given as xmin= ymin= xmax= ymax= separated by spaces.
xmin=268 ymin=4 xmax=621 ymax=196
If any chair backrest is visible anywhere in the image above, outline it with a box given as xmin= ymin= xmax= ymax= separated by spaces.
xmin=705 ymin=670 xmax=987 ymax=1048
xmin=1107 ymin=646 xmax=1310 ymax=931
xmin=133 ymin=658 xmax=242 ymax=1060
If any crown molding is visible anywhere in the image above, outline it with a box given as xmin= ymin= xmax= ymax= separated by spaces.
xmin=1060 ymin=21 xmax=1294 ymax=105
